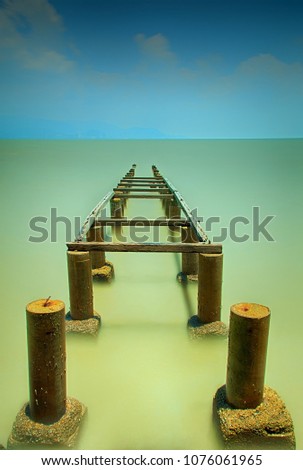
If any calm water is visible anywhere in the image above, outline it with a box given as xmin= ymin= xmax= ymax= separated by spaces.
xmin=0 ymin=139 xmax=302 ymax=450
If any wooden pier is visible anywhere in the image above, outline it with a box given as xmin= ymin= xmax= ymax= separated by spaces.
xmin=70 ymin=164 xmax=219 ymax=252
xmin=66 ymin=164 xmax=224 ymax=330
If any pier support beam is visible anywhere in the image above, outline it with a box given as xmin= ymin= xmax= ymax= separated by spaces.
xmin=168 ymin=200 xmax=181 ymax=238
xmin=111 ymin=197 xmax=124 ymax=242
xmin=67 ymin=251 xmax=94 ymax=320
xmin=66 ymin=251 xmax=100 ymax=334
xmin=27 ymin=300 xmax=66 ymax=424
xmin=164 ymin=197 xmax=172 ymax=217
xmin=111 ymin=198 xmax=123 ymax=218
xmin=198 ymin=253 xmax=223 ymax=323
xmin=116 ymin=184 xmax=128 ymax=209
xmin=181 ymin=227 xmax=198 ymax=277
xmin=169 ymin=199 xmax=181 ymax=219
xmin=87 ymin=225 xmax=106 ymax=269
xmin=8 ymin=299 xmax=86 ymax=448
xmin=188 ymin=253 xmax=227 ymax=337
xmin=87 ymin=225 xmax=114 ymax=281
xmin=213 ymin=302 xmax=296 ymax=449
xmin=226 ymin=303 xmax=270 ymax=408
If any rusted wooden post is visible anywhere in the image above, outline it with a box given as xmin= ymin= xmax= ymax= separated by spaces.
xmin=168 ymin=200 xmax=181 ymax=236
xmin=67 ymin=251 xmax=94 ymax=320
xmin=181 ymin=226 xmax=198 ymax=275
xmin=169 ymin=199 xmax=181 ymax=218
xmin=110 ymin=198 xmax=123 ymax=218
xmin=8 ymin=299 xmax=87 ymax=448
xmin=197 ymin=253 xmax=223 ymax=323
xmin=160 ymin=186 xmax=169 ymax=207
xmin=213 ymin=301 xmax=295 ymax=449
xmin=152 ymin=165 xmax=159 ymax=176
xmin=26 ymin=299 xmax=66 ymax=424
xmin=87 ymin=224 xmax=106 ymax=269
xmin=226 ymin=303 xmax=270 ymax=408
xmin=164 ymin=197 xmax=172 ymax=217
xmin=116 ymin=184 xmax=127 ymax=208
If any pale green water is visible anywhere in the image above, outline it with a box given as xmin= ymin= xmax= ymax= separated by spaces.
xmin=0 ymin=139 xmax=302 ymax=449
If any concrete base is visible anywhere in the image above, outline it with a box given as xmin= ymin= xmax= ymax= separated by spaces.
xmin=188 ymin=315 xmax=228 ymax=338
xmin=65 ymin=312 xmax=101 ymax=335
xmin=213 ymin=385 xmax=296 ymax=450
xmin=7 ymin=397 xmax=86 ymax=449
xmin=177 ymin=272 xmax=198 ymax=283
xmin=92 ymin=261 xmax=114 ymax=282
xmin=187 ymin=274 xmax=198 ymax=282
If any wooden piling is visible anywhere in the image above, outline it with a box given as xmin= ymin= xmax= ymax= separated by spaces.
xmin=164 ymin=197 xmax=172 ymax=216
xmin=87 ymin=224 xmax=106 ymax=269
xmin=26 ymin=299 xmax=66 ymax=424
xmin=197 ymin=253 xmax=223 ymax=323
xmin=67 ymin=251 xmax=94 ymax=320
xmin=213 ymin=302 xmax=295 ymax=449
xmin=111 ymin=198 xmax=123 ymax=217
xmin=169 ymin=199 xmax=181 ymax=218
xmin=181 ymin=227 xmax=198 ymax=274
xmin=8 ymin=299 xmax=87 ymax=448
xmin=226 ymin=303 xmax=271 ymax=409
xmin=116 ymin=184 xmax=127 ymax=207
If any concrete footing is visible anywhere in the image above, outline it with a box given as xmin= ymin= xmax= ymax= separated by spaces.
xmin=92 ymin=261 xmax=114 ymax=281
xmin=65 ymin=312 xmax=101 ymax=335
xmin=187 ymin=315 xmax=228 ymax=338
xmin=177 ymin=272 xmax=198 ymax=283
xmin=7 ymin=397 xmax=86 ymax=449
xmin=213 ymin=385 xmax=296 ymax=449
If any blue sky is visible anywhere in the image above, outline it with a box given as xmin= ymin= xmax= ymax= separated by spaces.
xmin=0 ymin=0 xmax=303 ymax=138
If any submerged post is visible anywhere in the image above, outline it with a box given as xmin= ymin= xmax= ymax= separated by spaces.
xmin=8 ymin=299 xmax=86 ymax=448
xmin=181 ymin=226 xmax=198 ymax=276
xmin=116 ymin=185 xmax=126 ymax=208
xmin=213 ymin=302 xmax=295 ymax=449
xmin=27 ymin=299 xmax=66 ymax=424
xmin=226 ymin=303 xmax=270 ymax=408
xmin=187 ymin=252 xmax=227 ymax=336
xmin=164 ymin=197 xmax=172 ymax=217
xmin=87 ymin=224 xmax=114 ymax=281
xmin=168 ymin=200 xmax=181 ymax=238
xmin=111 ymin=198 xmax=123 ymax=218
xmin=67 ymin=251 xmax=94 ymax=320
xmin=66 ymin=251 xmax=100 ymax=334
xmin=87 ymin=224 xmax=106 ymax=269
xmin=169 ymin=199 xmax=181 ymax=219
xmin=198 ymin=253 xmax=223 ymax=323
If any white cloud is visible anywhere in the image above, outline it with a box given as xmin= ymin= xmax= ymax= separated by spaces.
xmin=21 ymin=49 xmax=74 ymax=72
xmin=135 ymin=33 xmax=176 ymax=62
xmin=0 ymin=0 xmax=73 ymax=73
xmin=237 ymin=54 xmax=303 ymax=89
xmin=4 ymin=0 xmax=63 ymax=29
xmin=198 ymin=53 xmax=303 ymax=98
